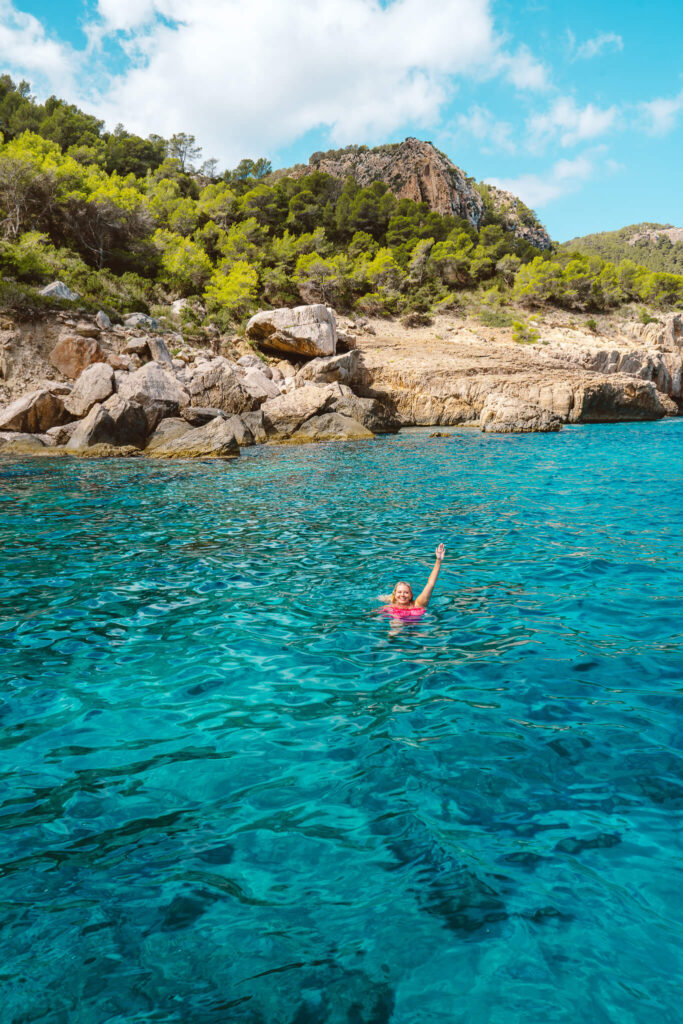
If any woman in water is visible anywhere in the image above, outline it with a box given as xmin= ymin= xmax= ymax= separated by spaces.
xmin=383 ymin=544 xmax=446 ymax=618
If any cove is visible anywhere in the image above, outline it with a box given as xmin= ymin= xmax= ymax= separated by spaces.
xmin=1 ymin=422 xmax=682 ymax=1023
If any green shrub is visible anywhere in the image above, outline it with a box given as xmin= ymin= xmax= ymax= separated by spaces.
xmin=586 ymin=317 xmax=598 ymax=332
xmin=638 ymin=308 xmax=661 ymax=325
xmin=478 ymin=307 xmax=514 ymax=328
xmin=512 ymin=319 xmax=540 ymax=344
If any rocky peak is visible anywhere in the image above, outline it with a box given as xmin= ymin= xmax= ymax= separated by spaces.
xmin=293 ymin=137 xmax=552 ymax=250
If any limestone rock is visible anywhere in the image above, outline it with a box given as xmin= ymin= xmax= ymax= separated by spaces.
xmin=74 ymin=444 xmax=141 ymax=459
xmin=640 ymin=312 xmax=683 ymax=351
xmin=170 ymin=298 xmax=188 ymax=318
xmin=123 ymin=313 xmax=158 ymax=330
xmin=46 ymin=421 xmax=79 ymax=445
xmin=0 ymin=388 xmax=70 ymax=432
xmin=117 ymin=362 xmax=190 ymax=429
xmin=147 ymin=335 xmax=173 ymax=365
xmin=147 ymin=416 xmax=240 ymax=459
xmin=286 ymin=412 xmax=374 ymax=444
xmin=246 ymin=304 xmax=337 ymax=358
xmin=241 ymin=409 xmax=267 ymax=444
xmin=95 ymin=310 xmax=112 ymax=330
xmin=261 ymin=383 xmax=337 ymax=437
xmin=185 ymin=359 xmax=257 ymax=415
xmin=275 ymin=359 xmax=297 ymax=377
xmin=39 ymin=280 xmax=79 ymax=300
xmin=181 ymin=405 xmax=225 ymax=426
xmin=124 ymin=337 xmax=150 ymax=357
xmin=328 ymin=391 xmax=401 ymax=433
xmin=480 ymin=395 xmax=563 ymax=433
xmin=571 ymin=376 xmax=670 ymax=422
xmin=145 ymin=417 xmax=191 ymax=451
xmin=66 ymin=395 xmax=148 ymax=449
xmin=50 ymin=335 xmax=105 ymax=379
xmin=74 ymin=321 xmax=100 ymax=339
xmin=241 ymin=366 xmax=280 ymax=401
xmin=107 ymin=353 xmax=132 ymax=371
xmin=295 ymin=350 xmax=360 ymax=386
xmin=0 ymin=431 xmax=45 ymax=448
xmin=223 ymin=414 xmax=255 ymax=447
xmin=292 ymin=138 xmax=552 ymax=248
xmin=64 ymin=363 xmax=115 ymax=417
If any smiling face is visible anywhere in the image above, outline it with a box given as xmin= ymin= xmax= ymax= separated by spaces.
xmin=392 ymin=582 xmax=413 ymax=607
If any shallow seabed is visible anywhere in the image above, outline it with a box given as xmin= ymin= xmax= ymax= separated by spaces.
xmin=1 ymin=422 xmax=682 ymax=1024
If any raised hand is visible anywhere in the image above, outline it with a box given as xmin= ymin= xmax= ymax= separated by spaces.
xmin=435 ymin=543 xmax=445 ymax=562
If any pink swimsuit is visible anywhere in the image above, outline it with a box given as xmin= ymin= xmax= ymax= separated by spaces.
xmin=382 ymin=605 xmax=426 ymax=620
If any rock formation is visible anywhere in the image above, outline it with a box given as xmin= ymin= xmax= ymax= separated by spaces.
xmin=291 ymin=138 xmax=552 ymax=249
xmin=246 ymin=304 xmax=337 ymax=358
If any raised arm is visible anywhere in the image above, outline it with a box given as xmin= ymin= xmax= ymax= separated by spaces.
xmin=414 ymin=544 xmax=445 ymax=608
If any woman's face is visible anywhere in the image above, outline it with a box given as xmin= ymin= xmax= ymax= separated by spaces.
xmin=393 ymin=583 xmax=413 ymax=606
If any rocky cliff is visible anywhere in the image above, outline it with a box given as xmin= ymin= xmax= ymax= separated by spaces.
xmin=291 ymin=138 xmax=552 ymax=250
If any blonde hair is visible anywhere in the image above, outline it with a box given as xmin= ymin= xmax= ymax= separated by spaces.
xmin=391 ymin=581 xmax=413 ymax=603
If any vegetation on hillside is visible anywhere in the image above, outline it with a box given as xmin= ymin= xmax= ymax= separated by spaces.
xmin=562 ymin=223 xmax=683 ymax=275
xmin=0 ymin=76 xmax=681 ymax=329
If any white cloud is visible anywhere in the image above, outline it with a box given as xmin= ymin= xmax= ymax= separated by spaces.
xmin=529 ymin=96 xmax=618 ymax=148
xmin=457 ymin=105 xmax=516 ymax=153
xmin=495 ymin=45 xmax=548 ymax=91
xmin=639 ymin=89 xmax=683 ymax=136
xmin=575 ymin=32 xmax=623 ymax=60
xmin=80 ymin=0 xmax=547 ymax=168
xmin=486 ymin=154 xmax=595 ymax=207
xmin=0 ymin=0 xmax=75 ymax=94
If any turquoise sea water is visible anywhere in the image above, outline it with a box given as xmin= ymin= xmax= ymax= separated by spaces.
xmin=1 ymin=422 xmax=682 ymax=1023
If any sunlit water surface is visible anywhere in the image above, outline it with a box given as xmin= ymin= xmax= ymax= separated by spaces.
xmin=1 ymin=423 xmax=682 ymax=1023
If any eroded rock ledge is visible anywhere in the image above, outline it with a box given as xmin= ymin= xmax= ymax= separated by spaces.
xmin=0 ymin=304 xmax=679 ymax=459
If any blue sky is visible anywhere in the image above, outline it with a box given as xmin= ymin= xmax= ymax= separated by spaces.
xmin=1 ymin=0 xmax=682 ymax=241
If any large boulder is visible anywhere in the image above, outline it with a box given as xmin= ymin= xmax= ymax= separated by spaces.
xmin=185 ymin=359 xmax=257 ymax=415
xmin=50 ymin=335 xmax=105 ymax=379
xmin=286 ymin=413 xmax=374 ymax=444
xmin=0 ymin=388 xmax=71 ymax=433
xmin=67 ymin=395 xmax=149 ymax=449
xmin=480 ymin=395 xmax=563 ymax=433
xmin=64 ymin=363 xmax=115 ymax=417
xmin=117 ymin=362 xmax=189 ymax=429
xmin=246 ymin=304 xmax=337 ymax=358
xmin=124 ymin=337 xmax=150 ymax=357
xmin=95 ymin=310 xmax=112 ymax=330
xmin=146 ymin=416 xmax=240 ymax=459
xmin=261 ymin=383 xmax=337 ymax=437
xmin=571 ymin=376 xmax=670 ymax=422
xmin=181 ymin=406 xmax=225 ymax=427
xmin=123 ymin=313 xmax=158 ymax=330
xmin=40 ymin=280 xmax=79 ymax=300
xmin=147 ymin=335 xmax=173 ymax=365
xmin=241 ymin=366 xmax=280 ymax=401
xmin=145 ymin=417 xmax=192 ymax=451
xmin=241 ymin=409 xmax=267 ymax=444
xmin=295 ymin=350 xmax=360 ymax=386
xmin=46 ymin=421 xmax=79 ymax=445
xmin=328 ymin=389 xmax=401 ymax=433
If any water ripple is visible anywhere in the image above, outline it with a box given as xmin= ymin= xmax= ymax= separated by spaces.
xmin=1 ymin=423 xmax=682 ymax=1023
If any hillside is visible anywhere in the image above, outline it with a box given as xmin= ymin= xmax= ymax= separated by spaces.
xmin=562 ymin=223 xmax=683 ymax=275
xmin=286 ymin=138 xmax=552 ymax=250
xmin=0 ymin=74 xmax=681 ymax=334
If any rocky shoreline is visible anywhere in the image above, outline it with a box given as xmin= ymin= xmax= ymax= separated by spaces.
xmin=0 ymin=298 xmax=681 ymax=460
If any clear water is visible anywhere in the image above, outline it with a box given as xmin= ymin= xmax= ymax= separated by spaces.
xmin=1 ymin=423 xmax=682 ymax=1024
